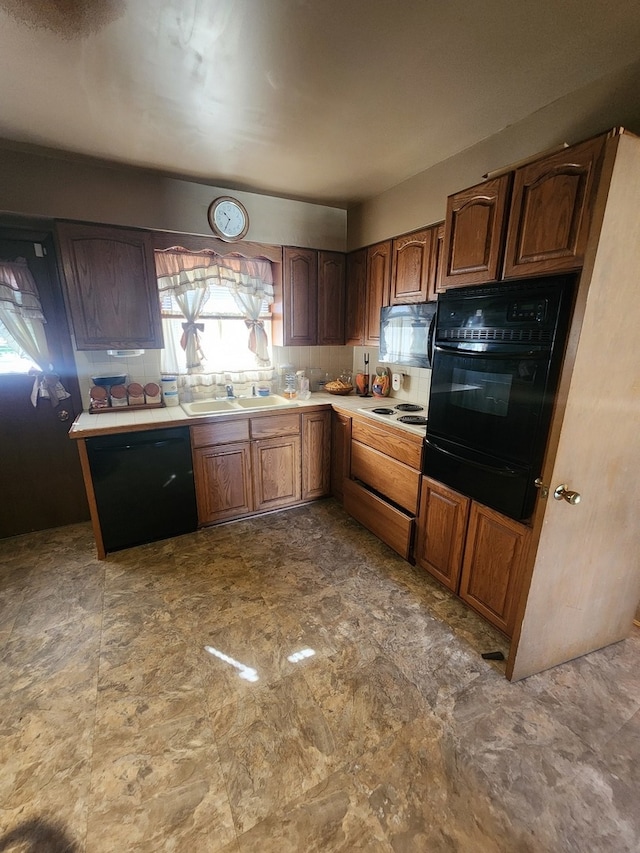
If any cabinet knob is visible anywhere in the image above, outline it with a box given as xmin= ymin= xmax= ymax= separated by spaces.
xmin=57 ymin=409 xmax=70 ymax=422
xmin=553 ymin=483 xmax=581 ymax=505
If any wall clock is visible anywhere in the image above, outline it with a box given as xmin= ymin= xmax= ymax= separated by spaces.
xmin=207 ymin=196 xmax=250 ymax=242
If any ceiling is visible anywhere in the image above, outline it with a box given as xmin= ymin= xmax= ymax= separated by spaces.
xmin=1 ymin=0 xmax=640 ymax=208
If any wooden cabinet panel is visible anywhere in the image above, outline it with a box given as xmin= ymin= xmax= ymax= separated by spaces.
xmin=390 ymin=228 xmax=434 ymax=304
xmin=56 ymin=222 xmax=164 ymax=350
xmin=345 ymin=248 xmax=366 ymax=345
xmin=351 ymin=417 xmax=422 ymax=469
xmin=330 ymin=410 xmax=352 ymax=502
xmin=194 ymin=442 xmax=252 ymax=524
xmin=351 ymin=441 xmax=420 ymax=514
xmin=250 ymin=412 xmax=300 ymax=440
xmin=282 ymin=246 xmax=317 ymax=346
xmin=503 ymin=134 xmax=606 ymax=278
xmin=415 ymin=476 xmax=470 ymax=592
xmin=364 ymin=240 xmax=392 ymax=346
xmin=459 ymin=502 xmax=530 ymax=636
xmin=252 ymin=435 xmax=301 ymax=511
xmin=343 ymin=478 xmax=413 ymax=560
xmin=191 ymin=419 xmax=250 ymax=448
xmin=441 ymin=174 xmax=512 ymax=288
xmin=302 ymin=410 xmax=331 ymax=500
xmin=432 ymin=222 xmax=446 ymax=298
xmin=317 ymin=251 xmax=345 ymax=345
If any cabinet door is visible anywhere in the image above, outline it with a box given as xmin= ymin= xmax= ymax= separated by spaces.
xmin=441 ymin=174 xmax=511 ymax=289
xmin=193 ymin=442 xmax=253 ymax=524
xmin=317 ymin=251 xmax=345 ymax=345
xmin=414 ymin=476 xmax=470 ymax=592
xmin=503 ymin=134 xmax=607 ymax=278
xmin=282 ymin=247 xmax=317 ymax=346
xmin=330 ymin=410 xmax=352 ymax=502
xmin=252 ymin=435 xmax=302 ymax=511
xmin=345 ymin=248 xmax=367 ymax=345
xmin=364 ymin=240 xmax=392 ymax=346
xmin=390 ymin=228 xmax=434 ymax=304
xmin=56 ymin=222 xmax=164 ymax=350
xmin=459 ymin=502 xmax=530 ymax=636
xmin=302 ymin=410 xmax=331 ymax=500
xmin=432 ymin=222 xmax=446 ymax=298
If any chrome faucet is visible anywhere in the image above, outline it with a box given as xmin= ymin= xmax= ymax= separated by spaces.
xmin=225 ymin=384 xmax=234 ymax=398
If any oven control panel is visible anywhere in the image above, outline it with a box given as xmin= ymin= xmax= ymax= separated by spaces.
xmin=507 ymin=299 xmax=548 ymax=323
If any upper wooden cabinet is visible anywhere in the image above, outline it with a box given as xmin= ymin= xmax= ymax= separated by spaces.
xmin=56 ymin=222 xmax=164 ymax=350
xmin=277 ymin=246 xmax=345 ymax=346
xmin=364 ymin=240 xmax=392 ymax=346
xmin=280 ymin=246 xmax=318 ymax=346
xmin=344 ymin=240 xmax=392 ymax=348
xmin=390 ymin=223 xmax=443 ymax=304
xmin=502 ymin=134 xmax=607 ymax=278
xmin=345 ymin=248 xmax=367 ymax=346
xmin=441 ymin=174 xmax=512 ymax=289
xmin=440 ymin=132 xmax=609 ymax=289
xmin=317 ymin=251 xmax=346 ymax=345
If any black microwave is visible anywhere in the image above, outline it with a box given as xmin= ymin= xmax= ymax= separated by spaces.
xmin=379 ymin=303 xmax=437 ymax=369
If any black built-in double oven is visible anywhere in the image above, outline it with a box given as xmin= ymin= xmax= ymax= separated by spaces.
xmin=424 ymin=274 xmax=576 ymax=522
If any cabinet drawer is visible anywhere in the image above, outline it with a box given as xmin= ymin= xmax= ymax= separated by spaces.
xmin=351 ymin=441 xmax=420 ymax=514
xmin=250 ymin=412 xmax=301 ymax=439
xmin=344 ymin=478 xmax=413 ymax=560
xmin=351 ymin=418 xmax=422 ymax=468
xmin=191 ymin=419 xmax=250 ymax=447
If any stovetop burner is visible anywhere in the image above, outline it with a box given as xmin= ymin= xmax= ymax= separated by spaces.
xmin=394 ymin=403 xmax=424 ymax=412
xmin=396 ymin=415 xmax=428 ymax=425
xmin=371 ymin=407 xmax=395 ymax=415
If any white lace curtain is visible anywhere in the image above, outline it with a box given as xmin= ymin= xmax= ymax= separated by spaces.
xmin=156 ymin=248 xmax=275 ymax=371
xmin=0 ymin=257 xmax=70 ymax=407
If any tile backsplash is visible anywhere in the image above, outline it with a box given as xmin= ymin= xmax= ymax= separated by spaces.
xmin=75 ymin=344 xmax=433 ymax=411
xmin=75 ymin=349 xmax=164 ymax=410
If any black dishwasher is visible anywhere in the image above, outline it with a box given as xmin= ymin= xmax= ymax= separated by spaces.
xmin=86 ymin=426 xmax=198 ymax=552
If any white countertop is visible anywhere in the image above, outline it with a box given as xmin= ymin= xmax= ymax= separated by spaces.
xmin=69 ymin=392 xmax=427 ymax=438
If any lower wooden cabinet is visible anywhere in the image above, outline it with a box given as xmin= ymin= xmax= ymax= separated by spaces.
xmin=192 ymin=408 xmax=330 ymax=526
xmin=194 ymin=442 xmax=253 ymax=524
xmin=344 ymin=477 xmax=414 ymax=560
xmin=252 ymin=435 xmax=301 ymax=511
xmin=414 ymin=478 xmax=469 ymax=592
xmin=459 ymin=503 xmax=530 ymax=635
xmin=343 ymin=413 xmax=423 ymax=559
xmin=302 ymin=410 xmax=331 ymax=500
xmin=415 ymin=476 xmax=530 ymax=636
xmin=330 ymin=410 xmax=352 ymax=501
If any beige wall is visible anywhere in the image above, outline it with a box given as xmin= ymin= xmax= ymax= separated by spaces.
xmin=348 ymin=59 xmax=640 ymax=250
xmin=0 ymin=147 xmax=347 ymax=252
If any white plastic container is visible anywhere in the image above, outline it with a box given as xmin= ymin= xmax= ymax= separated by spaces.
xmin=161 ymin=375 xmax=179 ymax=407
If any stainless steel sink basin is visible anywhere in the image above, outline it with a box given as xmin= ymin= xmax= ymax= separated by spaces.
xmin=180 ymin=395 xmax=298 ymax=417
xmin=234 ymin=395 xmax=297 ymax=409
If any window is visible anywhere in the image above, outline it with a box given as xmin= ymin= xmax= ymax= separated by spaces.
xmin=156 ymin=249 xmax=276 ymax=398
xmin=0 ymin=321 xmax=39 ymax=374
xmin=160 ymin=287 xmax=273 ymax=373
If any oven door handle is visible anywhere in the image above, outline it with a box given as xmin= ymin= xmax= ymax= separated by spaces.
xmin=434 ymin=343 xmax=546 ymax=358
xmin=424 ymin=438 xmax=522 ymax=477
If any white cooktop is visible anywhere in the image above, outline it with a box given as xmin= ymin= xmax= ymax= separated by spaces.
xmin=355 ymin=401 xmax=428 ymax=436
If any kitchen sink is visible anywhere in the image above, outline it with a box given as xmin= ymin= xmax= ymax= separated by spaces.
xmin=234 ymin=395 xmax=297 ymax=409
xmin=180 ymin=395 xmax=298 ymax=417
xmin=180 ymin=399 xmax=238 ymax=415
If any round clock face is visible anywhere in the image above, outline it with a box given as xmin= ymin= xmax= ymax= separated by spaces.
xmin=207 ymin=197 xmax=249 ymax=241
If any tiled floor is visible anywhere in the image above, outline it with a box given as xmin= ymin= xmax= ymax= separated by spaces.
xmin=0 ymin=499 xmax=638 ymax=852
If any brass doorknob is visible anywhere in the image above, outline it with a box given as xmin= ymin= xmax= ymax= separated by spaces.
xmin=553 ymin=483 xmax=581 ymax=505
xmin=57 ymin=409 xmax=70 ymax=422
